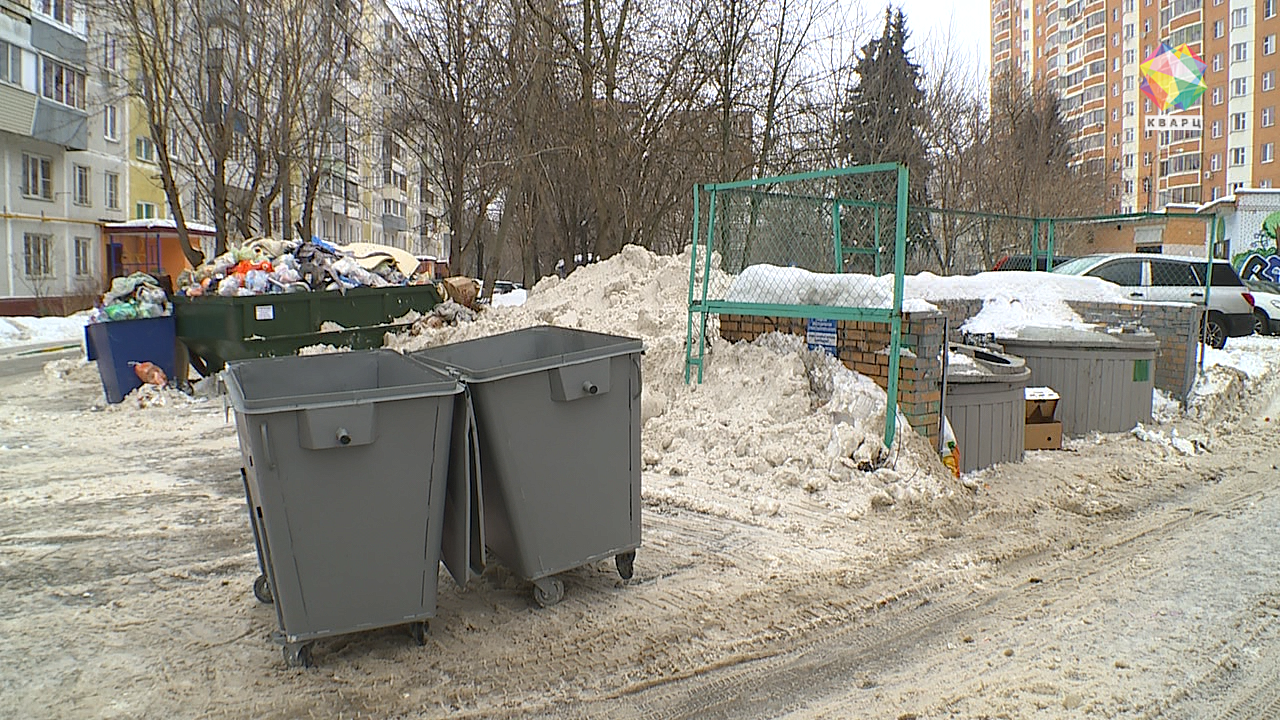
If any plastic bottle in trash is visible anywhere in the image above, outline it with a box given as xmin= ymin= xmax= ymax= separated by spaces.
xmin=940 ymin=417 xmax=961 ymax=478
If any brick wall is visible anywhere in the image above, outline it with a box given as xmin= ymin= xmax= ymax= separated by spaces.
xmin=717 ymin=299 xmax=1200 ymax=446
xmin=719 ymin=312 xmax=947 ymax=446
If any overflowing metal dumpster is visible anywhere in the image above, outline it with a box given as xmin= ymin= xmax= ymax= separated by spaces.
xmin=410 ymin=326 xmax=644 ymax=607
xmin=944 ymin=343 xmax=1031 ymax=473
xmin=175 ymin=284 xmax=442 ymax=375
xmin=225 ymin=350 xmax=460 ymax=667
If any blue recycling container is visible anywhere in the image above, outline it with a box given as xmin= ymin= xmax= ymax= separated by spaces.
xmin=84 ymin=316 xmax=178 ymax=403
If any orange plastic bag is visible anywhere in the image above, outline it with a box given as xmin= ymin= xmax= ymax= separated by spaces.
xmin=132 ymin=361 xmax=168 ymax=386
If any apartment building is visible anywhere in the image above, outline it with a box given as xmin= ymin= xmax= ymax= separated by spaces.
xmin=0 ymin=0 xmax=128 ymax=314
xmin=0 ymin=0 xmax=448 ymax=314
xmin=991 ymin=0 xmax=1280 ymax=214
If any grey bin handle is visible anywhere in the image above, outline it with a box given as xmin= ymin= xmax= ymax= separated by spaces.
xmin=336 ymin=428 xmax=352 ymax=445
xmin=582 ymin=381 xmax=598 ymax=395
xmin=259 ymin=425 xmax=275 ymax=470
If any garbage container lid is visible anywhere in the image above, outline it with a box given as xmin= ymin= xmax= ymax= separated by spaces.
xmin=998 ymin=324 xmax=1159 ymax=351
xmin=947 ymin=343 xmax=1031 ymax=384
xmin=410 ymin=325 xmax=643 ymax=383
xmin=225 ymin=349 xmax=461 ymax=414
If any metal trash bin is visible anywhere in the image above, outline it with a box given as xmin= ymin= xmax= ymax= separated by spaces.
xmin=224 ymin=350 xmax=460 ymax=667
xmin=84 ymin=315 xmax=178 ymax=404
xmin=999 ymin=325 xmax=1158 ymax=437
xmin=944 ymin=343 xmax=1031 ymax=473
xmin=410 ymin=326 xmax=643 ymax=607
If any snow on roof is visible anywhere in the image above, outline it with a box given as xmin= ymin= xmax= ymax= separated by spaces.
xmin=103 ymin=219 xmax=217 ymax=235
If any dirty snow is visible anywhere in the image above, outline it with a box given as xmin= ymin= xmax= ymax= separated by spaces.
xmin=0 ymin=313 xmax=91 ymax=349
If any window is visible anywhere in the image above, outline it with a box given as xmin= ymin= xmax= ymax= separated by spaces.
xmin=1266 ymin=71 xmax=1277 ymax=91
xmin=1232 ymin=78 xmax=1249 ymax=97
xmin=1267 ymin=35 xmax=1277 ymax=56
xmin=1265 ymin=107 xmax=1276 ymax=127
xmin=1125 ymin=101 xmax=1135 ymax=116
xmin=1232 ymin=112 xmax=1248 ymax=131
xmin=23 ymin=234 xmax=53 ymax=277
xmin=136 ymin=136 xmax=155 ymax=162
xmin=74 ymin=237 xmax=91 ymax=276
xmin=36 ymin=0 xmax=74 ymax=25
xmin=103 ymin=34 xmax=117 ymax=73
xmin=0 ymin=41 xmax=21 ymax=85
xmin=1150 ymin=260 xmax=1200 ymax=287
xmin=41 ymin=57 xmax=86 ymax=109
xmin=135 ymin=201 xmax=156 ymax=219
xmin=73 ymin=164 xmax=90 ymax=205
xmin=1232 ymin=8 xmax=1248 ymax=27
xmin=22 ymin=153 xmax=53 ymax=200
xmin=1210 ymin=153 xmax=1222 ymax=171
xmin=382 ymin=199 xmax=405 ymax=217
xmin=1268 ymin=0 xmax=1276 ymax=18
xmin=1143 ymin=152 xmax=1152 ymax=166
xmin=103 ymin=105 xmax=117 ymax=141
xmin=1213 ymin=53 xmax=1223 ymax=72
xmin=1212 ymin=120 xmax=1223 ymax=137
xmin=1088 ymin=259 xmax=1143 ymax=286
xmin=1213 ymin=87 xmax=1224 ymax=105
xmin=104 ymin=171 xmax=119 ymax=209
xmin=1233 ymin=42 xmax=1248 ymax=62
xmin=1264 ymin=143 xmax=1276 ymax=163
xmin=1230 ymin=147 xmax=1247 ymax=165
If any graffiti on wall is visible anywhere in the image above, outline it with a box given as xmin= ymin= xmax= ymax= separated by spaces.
xmin=1233 ymin=211 xmax=1280 ymax=282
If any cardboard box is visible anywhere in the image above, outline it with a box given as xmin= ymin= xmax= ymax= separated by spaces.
xmin=1025 ymin=386 xmax=1060 ymax=424
xmin=1025 ymin=421 xmax=1063 ymax=450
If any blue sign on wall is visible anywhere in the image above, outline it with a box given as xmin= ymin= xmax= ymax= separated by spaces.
xmin=806 ymin=318 xmax=837 ymax=357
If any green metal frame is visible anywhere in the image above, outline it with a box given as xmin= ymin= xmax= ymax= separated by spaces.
xmin=685 ymin=163 xmax=909 ymax=448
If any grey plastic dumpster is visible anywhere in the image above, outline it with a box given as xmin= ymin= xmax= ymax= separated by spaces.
xmin=944 ymin=343 xmax=1031 ymax=473
xmin=410 ymin=326 xmax=642 ymax=607
xmin=999 ymin=325 xmax=1158 ymax=437
xmin=224 ymin=350 xmax=460 ymax=667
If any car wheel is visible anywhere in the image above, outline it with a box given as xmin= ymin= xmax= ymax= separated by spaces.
xmin=1256 ymin=310 xmax=1272 ymax=336
xmin=1204 ymin=316 xmax=1228 ymax=349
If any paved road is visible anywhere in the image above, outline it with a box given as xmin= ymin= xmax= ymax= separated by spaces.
xmin=0 ymin=342 xmax=82 ymax=384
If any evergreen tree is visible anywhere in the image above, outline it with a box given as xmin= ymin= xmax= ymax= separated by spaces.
xmin=837 ymin=8 xmax=932 ymax=263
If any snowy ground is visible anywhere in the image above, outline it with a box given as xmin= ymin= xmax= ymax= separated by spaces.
xmin=2 ymin=247 xmax=1279 ymax=718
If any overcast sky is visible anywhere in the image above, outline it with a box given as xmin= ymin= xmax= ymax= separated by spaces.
xmin=849 ymin=0 xmax=991 ymax=81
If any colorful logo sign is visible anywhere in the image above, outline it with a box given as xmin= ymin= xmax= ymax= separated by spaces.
xmin=1139 ymin=43 xmax=1208 ymax=111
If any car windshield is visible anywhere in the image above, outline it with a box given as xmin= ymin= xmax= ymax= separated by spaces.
xmin=1048 ymin=256 xmax=1100 ymax=275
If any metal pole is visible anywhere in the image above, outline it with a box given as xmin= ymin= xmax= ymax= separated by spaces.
xmin=884 ymin=165 xmax=908 ymax=449
xmin=685 ymin=185 xmax=701 ymax=384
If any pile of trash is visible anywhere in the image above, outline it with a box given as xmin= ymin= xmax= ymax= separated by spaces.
xmin=178 ymin=238 xmax=426 ymax=297
xmin=88 ymin=272 xmax=172 ymax=322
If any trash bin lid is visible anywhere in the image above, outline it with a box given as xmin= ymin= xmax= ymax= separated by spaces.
xmin=946 ymin=343 xmax=1031 ymax=384
xmin=225 ymin=349 xmax=461 ymax=413
xmin=998 ymin=324 xmax=1159 ymax=351
xmin=410 ymin=325 xmax=643 ymax=383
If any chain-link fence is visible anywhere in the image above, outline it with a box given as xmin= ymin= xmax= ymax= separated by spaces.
xmin=685 ymin=164 xmax=910 ymax=446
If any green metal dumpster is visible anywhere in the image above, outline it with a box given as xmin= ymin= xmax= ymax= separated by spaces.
xmin=175 ymin=284 xmax=442 ymax=375
xmin=410 ymin=326 xmax=643 ymax=607
xmin=225 ymin=349 xmax=460 ymax=668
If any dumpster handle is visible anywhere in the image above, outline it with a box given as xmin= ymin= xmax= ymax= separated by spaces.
xmin=260 ymin=425 xmax=275 ymax=470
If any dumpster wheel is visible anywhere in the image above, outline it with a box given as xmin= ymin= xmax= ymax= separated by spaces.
xmin=253 ymin=575 xmax=273 ymax=604
xmin=533 ymin=577 xmax=565 ymax=607
xmin=408 ymin=621 xmax=429 ymax=646
xmin=282 ymin=642 xmax=314 ymax=669
xmin=615 ymin=551 xmax=636 ymax=580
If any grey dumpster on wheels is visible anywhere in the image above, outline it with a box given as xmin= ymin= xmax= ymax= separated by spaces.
xmin=410 ymin=325 xmax=643 ymax=607
xmin=224 ymin=350 xmax=460 ymax=667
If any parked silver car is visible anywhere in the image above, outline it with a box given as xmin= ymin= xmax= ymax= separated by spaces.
xmin=1051 ymin=253 xmax=1255 ymax=348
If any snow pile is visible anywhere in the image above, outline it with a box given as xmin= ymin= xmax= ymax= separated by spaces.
xmin=387 ymin=245 xmax=964 ymax=527
xmin=725 ymin=265 xmax=936 ymax=312
xmin=1188 ymin=336 xmax=1280 ymax=422
xmin=721 ymin=265 xmax=1133 ymax=338
xmin=490 ymin=289 xmax=528 ymax=307
xmin=1130 ymin=423 xmax=1199 ymax=456
xmin=0 ymin=313 xmax=91 ymax=349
